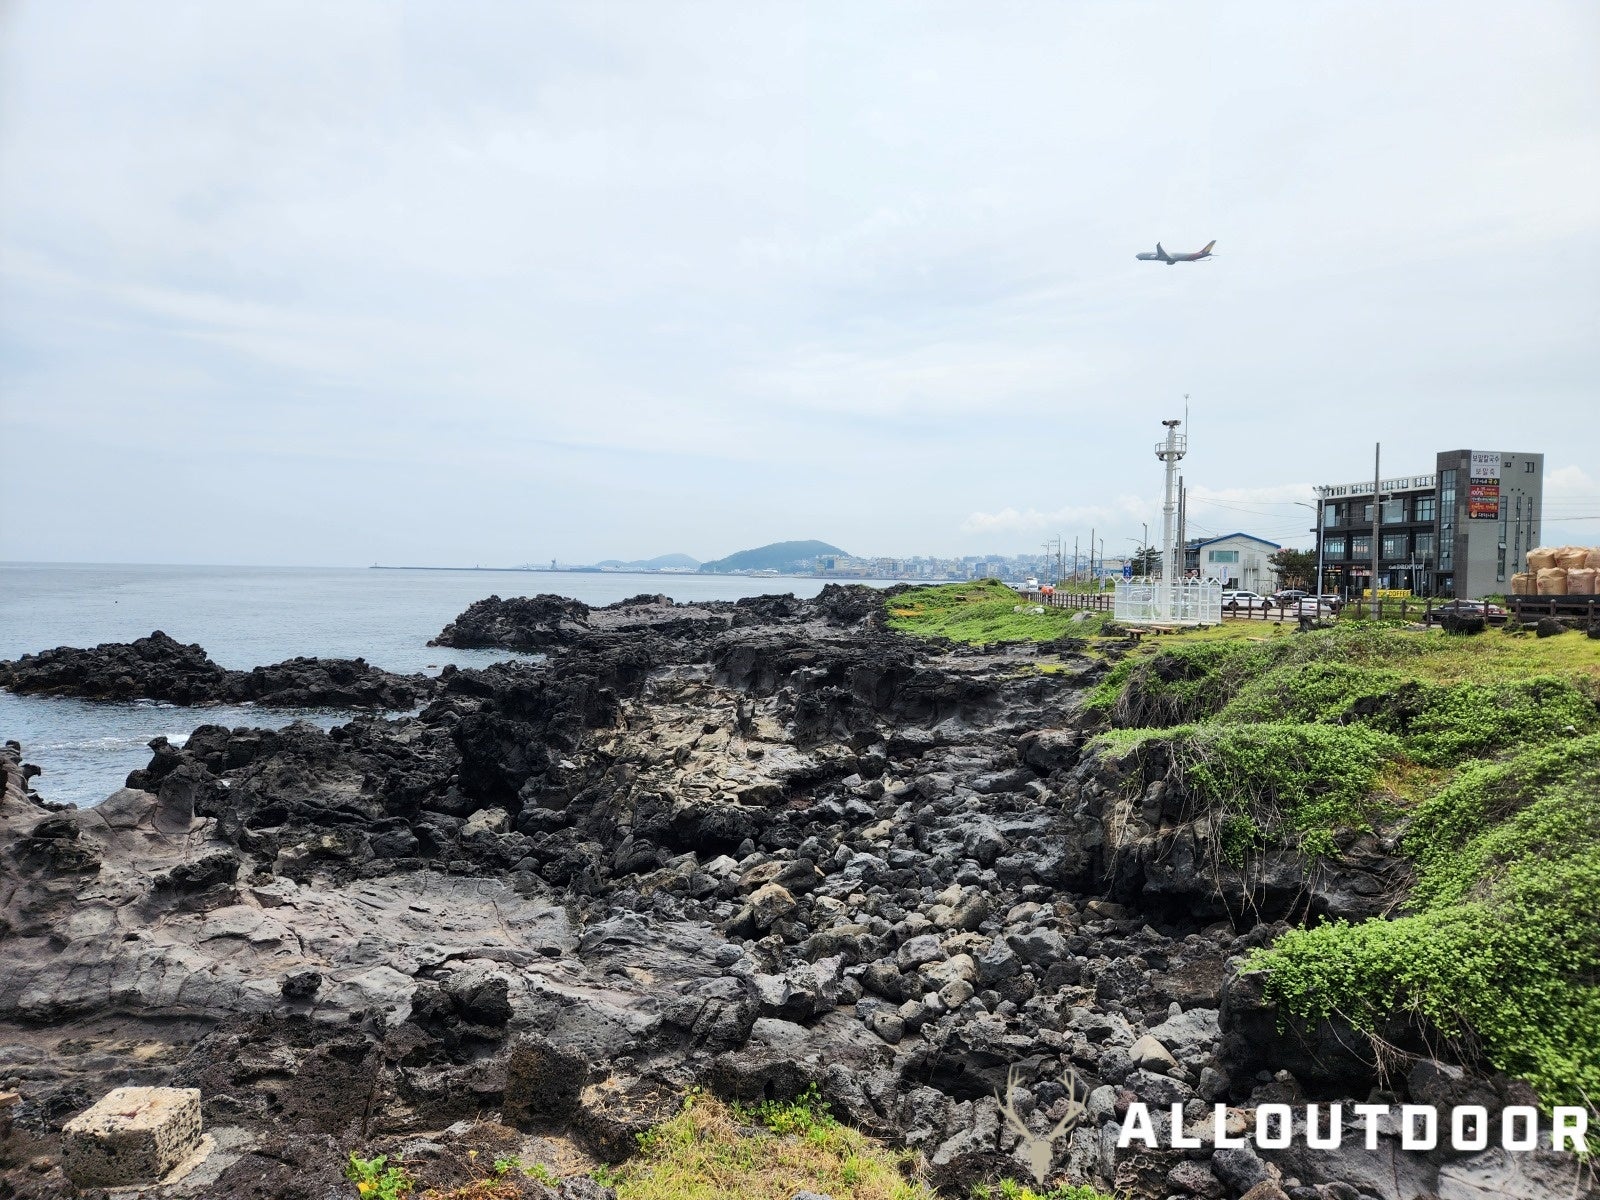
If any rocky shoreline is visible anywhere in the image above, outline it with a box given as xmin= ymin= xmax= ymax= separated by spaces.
xmin=0 ymin=590 xmax=1584 ymax=1199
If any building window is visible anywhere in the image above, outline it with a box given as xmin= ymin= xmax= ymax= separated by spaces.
xmin=1353 ymin=536 xmax=1372 ymax=560
xmin=1323 ymin=505 xmax=1338 ymax=528
xmin=1382 ymin=499 xmax=1405 ymax=524
xmin=1415 ymin=533 xmax=1435 ymax=560
xmin=1525 ymin=461 xmax=1536 ymax=473
xmin=1362 ymin=503 xmax=1374 ymax=524
xmin=1208 ymin=549 xmax=1239 ymax=564
xmin=1415 ymin=496 xmax=1435 ymax=522
xmin=1382 ymin=534 xmax=1407 ymax=559
xmin=1324 ymin=537 xmax=1346 ymax=558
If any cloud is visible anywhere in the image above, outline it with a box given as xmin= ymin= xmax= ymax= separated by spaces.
xmin=1 ymin=2 xmax=1597 ymax=565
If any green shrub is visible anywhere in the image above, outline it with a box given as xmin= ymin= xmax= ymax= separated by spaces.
xmin=1252 ymin=734 xmax=1600 ymax=1105
xmin=345 ymin=1153 xmax=413 ymax=1200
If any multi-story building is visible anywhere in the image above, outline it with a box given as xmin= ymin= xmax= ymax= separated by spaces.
xmin=1315 ymin=448 xmax=1543 ymax=599
xmin=1181 ymin=533 xmax=1281 ymax=591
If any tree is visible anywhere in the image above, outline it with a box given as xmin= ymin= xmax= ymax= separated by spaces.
xmin=1270 ymin=547 xmax=1317 ymax=589
xmin=1131 ymin=546 xmax=1162 ymax=575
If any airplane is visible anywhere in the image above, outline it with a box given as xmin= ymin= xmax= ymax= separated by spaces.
xmin=1136 ymin=240 xmax=1216 ymax=264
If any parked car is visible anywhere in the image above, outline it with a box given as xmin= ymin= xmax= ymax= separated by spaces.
xmin=1271 ymin=588 xmax=1309 ymax=604
xmin=1280 ymin=597 xmax=1340 ymax=617
xmin=1311 ymin=594 xmax=1344 ymax=612
xmin=1431 ymin=599 xmax=1506 ymax=617
xmin=1221 ymin=590 xmax=1272 ymax=613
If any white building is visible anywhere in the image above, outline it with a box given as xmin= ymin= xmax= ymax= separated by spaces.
xmin=1189 ymin=532 xmax=1280 ymax=592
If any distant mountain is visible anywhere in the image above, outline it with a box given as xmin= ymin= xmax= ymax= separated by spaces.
xmin=593 ymin=553 xmax=701 ymax=571
xmin=698 ymin=540 xmax=846 ymax=574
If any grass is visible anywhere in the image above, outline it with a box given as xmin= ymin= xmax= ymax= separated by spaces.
xmin=886 ymin=579 xmax=1115 ymax=644
xmin=352 ymin=1086 xmax=1116 ymax=1200
xmin=603 ymin=1088 xmax=938 ymax=1200
xmin=1084 ymin=617 xmax=1600 ymax=1106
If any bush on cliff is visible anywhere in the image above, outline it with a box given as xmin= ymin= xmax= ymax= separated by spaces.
xmin=1250 ymin=733 xmax=1600 ymax=1105
xmin=1087 ymin=622 xmax=1600 ymax=1106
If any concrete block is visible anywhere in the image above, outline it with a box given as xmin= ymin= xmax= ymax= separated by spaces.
xmin=62 ymin=1086 xmax=202 ymax=1186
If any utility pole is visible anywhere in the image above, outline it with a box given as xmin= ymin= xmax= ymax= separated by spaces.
xmin=1370 ymin=443 xmax=1382 ymax=620
xmin=1073 ymin=536 xmax=1079 ymax=586
xmin=1315 ymin=489 xmax=1325 ymax=597
xmin=1089 ymin=527 xmax=1095 ymax=589
xmin=1177 ymin=476 xmax=1187 ymax=578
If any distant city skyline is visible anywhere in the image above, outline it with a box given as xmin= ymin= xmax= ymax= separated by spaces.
xmin=2 ymin=3 xmax=1597 ymax=565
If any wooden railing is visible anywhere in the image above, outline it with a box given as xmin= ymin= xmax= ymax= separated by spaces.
xmin=1021 ymin=589 xmax=1116 ymax=612
xmin=1507 ymin=596 xmax=1600 ymax=623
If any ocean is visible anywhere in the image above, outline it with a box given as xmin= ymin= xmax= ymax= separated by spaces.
xmin=0 ymin=563 xmax=886 ymax=809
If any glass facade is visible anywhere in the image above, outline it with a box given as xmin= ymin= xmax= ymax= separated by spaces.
xmin=1438 ymin=469 xmax=1456 ymax=570
xmin=1415 ymin=496 xmax=1435 ymax=521
xmin=1325 ymin=537 xmax=1346 ymax=558
xmin=1382 ymin=534 xmax=1407 ymax=559
xmin=1353 ymin=535 xmax=1372 ymax=560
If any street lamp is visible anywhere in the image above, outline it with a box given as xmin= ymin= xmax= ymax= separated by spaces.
xmin=1294 ymin=497 xmax=1325 ymax=597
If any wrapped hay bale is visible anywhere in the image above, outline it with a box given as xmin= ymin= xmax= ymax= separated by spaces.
xmin=1554 ymin=546 xmax=1589 ymax=569
xmin=1586 ymin=547 xmax=1600 ymax=569
xmin=1527 ymin=546 xmax=1558 ymax=571
xmin=1567 ymin=567 xmax=1597 ymax=595
xmin=1537 ymin=567 xmax=1568 ymax=595
xmin=1511 ymin=572 xmax=1535 ymax=596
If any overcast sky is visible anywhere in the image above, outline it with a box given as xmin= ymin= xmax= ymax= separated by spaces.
xmin=2 ymin=1 xmax=1597 ymax=566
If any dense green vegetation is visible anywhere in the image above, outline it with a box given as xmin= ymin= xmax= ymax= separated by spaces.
xmin=1254 ymin=735 xmax=1600 ymax=1105
xmin=1080 ymin=620 xmax=1600 ymax=1106
xmin=886 ymin=579 xmax=1114 ymax=643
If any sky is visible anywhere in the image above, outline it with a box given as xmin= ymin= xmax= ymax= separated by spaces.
xmin=1 ymin=1 xmax=1597 ymax=567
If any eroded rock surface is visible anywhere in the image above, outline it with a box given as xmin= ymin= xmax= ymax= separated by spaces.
xmin=0 ymin=592 xmax=1583 ymax=1199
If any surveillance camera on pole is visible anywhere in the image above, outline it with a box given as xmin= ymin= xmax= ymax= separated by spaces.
xmin=1156 ymin=420 xmax=1187 ymax=619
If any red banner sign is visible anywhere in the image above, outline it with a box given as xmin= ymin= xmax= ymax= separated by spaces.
xmin=1468 ymin=481 xmax=1500 ymax=519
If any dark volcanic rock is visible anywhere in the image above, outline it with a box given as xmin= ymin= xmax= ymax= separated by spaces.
xmin=0 ymin=630 xmax=432 ymax=709
xmin=429 ymin=592 xmax=593 ymax=649
xmin=0 ymin=630 xmax=227 ymax=703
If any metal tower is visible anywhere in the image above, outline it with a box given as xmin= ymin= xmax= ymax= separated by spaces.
xmin=1156 ymin=419 xmax=1187 ymax=618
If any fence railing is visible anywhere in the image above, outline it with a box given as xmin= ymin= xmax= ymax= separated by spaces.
xmin=1023 ymin=588 xmax=1115 ymax=612
xmin=1114 ymin=579 xmax=1222 ymax=625
xmin=1017 ymin=587 xmax=1592 ymax=626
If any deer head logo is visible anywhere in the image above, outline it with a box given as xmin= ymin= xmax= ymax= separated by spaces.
xmin=997 ymin=1063 xmax=1085 ymax=1185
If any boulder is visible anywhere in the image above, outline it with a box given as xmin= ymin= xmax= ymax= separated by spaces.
xmin=62 ymin=1086 xmax=203 ymax=1186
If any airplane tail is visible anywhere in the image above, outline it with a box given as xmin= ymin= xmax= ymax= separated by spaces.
xmin=1155 ymin=242 xmax=1166 ymax=257
xmin=1201 ymin=240 xmax=1216 ymax=254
